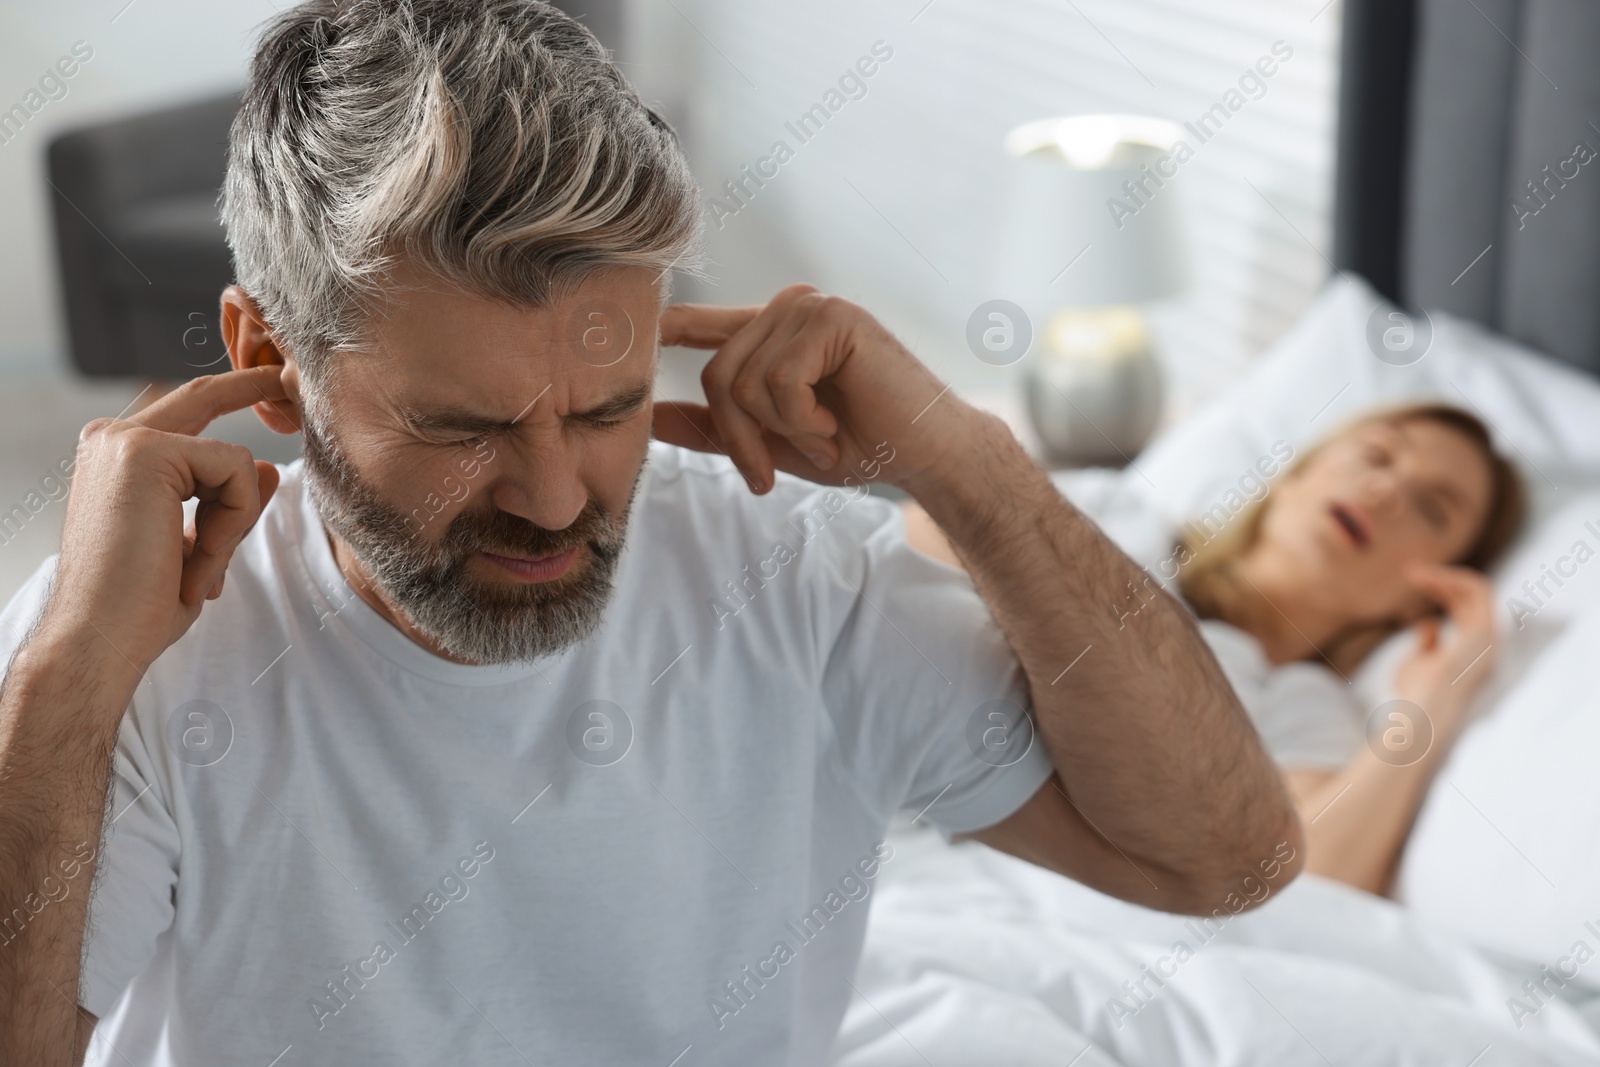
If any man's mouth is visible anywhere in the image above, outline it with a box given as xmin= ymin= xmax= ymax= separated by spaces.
xmin=478 ymin=545 xmax=581 ymax=583
xmin=1328 ymin=502 xmax=1372 ymax=548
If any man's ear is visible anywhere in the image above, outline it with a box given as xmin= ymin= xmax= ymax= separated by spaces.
xmin=220 ymin=285 xmax=304 ymax=434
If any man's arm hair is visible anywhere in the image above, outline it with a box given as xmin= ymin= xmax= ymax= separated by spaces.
xmin=0 ymin=612 xmax=136 ymax=1067
xmin=901 ymin=418 xmax=1304 ymax=912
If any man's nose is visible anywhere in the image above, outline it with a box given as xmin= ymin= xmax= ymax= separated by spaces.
xmin=481 ymin=443 xmax=589 ymax=532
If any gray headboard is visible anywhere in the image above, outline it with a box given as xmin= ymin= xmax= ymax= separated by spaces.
xmin=1333 ymin=0 xmax=1600 ymax=378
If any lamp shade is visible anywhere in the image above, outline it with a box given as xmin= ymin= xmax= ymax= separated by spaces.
xmin=996 ymin=114 xmax=1191 ymax=309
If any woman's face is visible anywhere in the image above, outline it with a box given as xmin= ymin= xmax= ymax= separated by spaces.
xmin=1254 ymin=417 xmax=1494 ymax=623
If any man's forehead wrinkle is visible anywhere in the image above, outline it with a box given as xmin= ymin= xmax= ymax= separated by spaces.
xmin=395 ymin=374 xmax=653 ymax=433
xmin=354 ymin=270 xmax=666 ymax=414
xmin=370 ymin=285 xmax=560 ymax=361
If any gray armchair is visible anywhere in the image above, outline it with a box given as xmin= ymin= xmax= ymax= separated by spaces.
xmin=47 ymin=91 xmax=241 ymax=379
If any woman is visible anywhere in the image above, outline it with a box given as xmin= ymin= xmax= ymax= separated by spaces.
xmin=902 ymin=402 xmax=1525 ymax=896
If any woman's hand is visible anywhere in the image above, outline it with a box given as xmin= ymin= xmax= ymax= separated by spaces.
xmin=1288 ymin=564 xmax=1498 ymax=896
xmin=1392 ymin=563 xmax=1497 ymax=739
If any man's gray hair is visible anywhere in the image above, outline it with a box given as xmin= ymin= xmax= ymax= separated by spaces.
xmin=221 ymin=0 xmax=703 ymax=385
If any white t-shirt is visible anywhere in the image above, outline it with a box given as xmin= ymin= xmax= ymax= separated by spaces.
xmin=1197 ymin=619 xmax=1364 ymax=770
xmin=0 ymin=441 xmax=1051 ymax=1067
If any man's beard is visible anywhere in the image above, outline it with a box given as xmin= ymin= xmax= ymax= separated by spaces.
xmin=298 ymin=399 xmax=643 ymax=665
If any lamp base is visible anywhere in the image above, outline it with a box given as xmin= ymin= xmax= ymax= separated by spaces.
xmin=1022 ymin=306 xmax=1163 ymax=468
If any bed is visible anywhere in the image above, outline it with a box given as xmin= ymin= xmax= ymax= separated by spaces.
xmin=828 ymin=1 xmax=1600 ymax=1063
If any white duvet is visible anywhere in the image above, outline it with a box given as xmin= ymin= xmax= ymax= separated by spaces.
xmin=829 ymin=822 xmax=1600 ymax=1066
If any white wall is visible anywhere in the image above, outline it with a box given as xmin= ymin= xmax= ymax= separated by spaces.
xmin=0 ymin=0 xmax=1342 ymax=415
xmin=0 ymin=1 xmax=283 ymax=375
xmin=626 ymin=0 xmax=1343 ymax=419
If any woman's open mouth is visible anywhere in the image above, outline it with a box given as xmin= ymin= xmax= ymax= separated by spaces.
xmin=1329 ymin=502 xmax=1372 ymax=548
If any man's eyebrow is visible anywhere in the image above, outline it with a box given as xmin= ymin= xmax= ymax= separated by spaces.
xmin=398 ymin=382 xmax=653 ymax=436
xmin=578 ymin=381 xmax=654 ymax=421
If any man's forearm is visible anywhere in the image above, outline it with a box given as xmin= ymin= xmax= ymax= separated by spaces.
xmin=0 ymin=626 xmax=135 ymax=1066
xmin=903 ymin=407 xmax=1302 ymax=896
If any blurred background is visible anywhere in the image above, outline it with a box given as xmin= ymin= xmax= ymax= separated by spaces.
xmin=0 ymin=0 xmax=1341 ymax=605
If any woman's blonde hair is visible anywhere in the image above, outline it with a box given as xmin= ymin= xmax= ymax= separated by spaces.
xmin=1177 ymin=403 xmax=1526 ymax=662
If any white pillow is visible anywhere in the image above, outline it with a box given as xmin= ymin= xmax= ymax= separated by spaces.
xmin=1122 ymin=273 xmax=1600 ymax=961
xmin=1134 ymin=273 xmax=1600 ymax=527
xmin=1396 ymin=601 xmax=1600 ymax=962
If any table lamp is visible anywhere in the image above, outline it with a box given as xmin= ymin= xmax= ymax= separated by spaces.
xmin=996 ymin=114 xmax=1192 ymax=467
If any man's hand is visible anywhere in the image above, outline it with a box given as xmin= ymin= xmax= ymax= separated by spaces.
xmin=1 ymin=365 xmax=284 ymax=1067
xmin=652 ymin=285 xmax=970 ymax=493
xmin=36 ymin=365 xmax=285 ymax=673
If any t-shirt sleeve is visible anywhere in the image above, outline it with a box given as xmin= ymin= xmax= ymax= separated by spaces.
xmin=0 ymin=554 xmax=58 ymax=667
xmin=78 ymin=714 xmax=181 ymax=1018
xmin=0 ymin=555 xmax=181 ymax=1019
xmin=811 ymin=488 xmax=1054 ymax=835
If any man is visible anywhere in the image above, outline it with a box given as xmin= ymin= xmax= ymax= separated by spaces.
xmin=0 ymin=2 xmax=1300 ymax=1064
